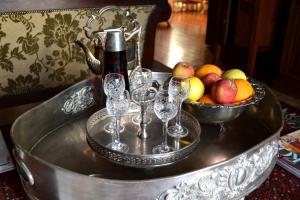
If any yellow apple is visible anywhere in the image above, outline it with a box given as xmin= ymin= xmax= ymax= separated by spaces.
xmin=187 ymin=76 xmax=205 ymax=101
xmin=222 ymin=69 xmax=247 ymax=80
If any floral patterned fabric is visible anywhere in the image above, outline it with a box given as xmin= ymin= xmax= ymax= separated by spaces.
xmin=0 ymin=6 xmax=154 ymax=96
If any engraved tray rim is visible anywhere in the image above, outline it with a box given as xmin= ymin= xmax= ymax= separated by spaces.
xmin=86 ymin=103 xmax=201 ymax=168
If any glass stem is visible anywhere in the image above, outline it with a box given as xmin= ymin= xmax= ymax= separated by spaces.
xmin=139 ymin=103 xmax=149 ymax=139
xmin=162 ymin=121 xmax=169 ymax=146
xmin=141 ymin=103 xmax=146 ymax=123
xmin=114 ymin=117 xmax=121 ymax=144
xmin=176 ymin=101 xmax=182 ymax=127
xmin=174 ymin=138 xmax=180 ymax=150
xmin=111 ymin=117 xmax=117 ymax=129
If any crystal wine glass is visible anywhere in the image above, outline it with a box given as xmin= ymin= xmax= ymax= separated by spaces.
xmin=131 ymin=85 xmax=157 ymax=139
xmin=106 ymin=90 xmax=130 ymax=153
xmin=103 ymin=73 xmax=125 ymax=133
xmin=167 ymin=76 xmax=190 ymax=138
xmin=130 ymin=68 xmax=153 ymax=124
xmin=152 ymin=90 xmax=178 ymax=154
xmin=104 ymin=73 xmax=125 ymax=97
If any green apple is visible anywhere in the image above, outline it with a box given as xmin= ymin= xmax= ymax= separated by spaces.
xmin=222 ymin=69 xmax=247 ymax=80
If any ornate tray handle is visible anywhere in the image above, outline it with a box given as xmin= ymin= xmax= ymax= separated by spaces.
xmin=62 ymin=86 xmax=94 ymax=114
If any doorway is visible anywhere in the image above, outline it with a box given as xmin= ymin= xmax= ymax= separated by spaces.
xmin=154 ymin=0 xmax=211 ymax=69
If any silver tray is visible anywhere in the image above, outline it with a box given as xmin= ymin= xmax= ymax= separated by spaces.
xmin=86 ymin=104 xmax=201 ymax=168
xmin=10 ymin=72 xmax=283 ymax=200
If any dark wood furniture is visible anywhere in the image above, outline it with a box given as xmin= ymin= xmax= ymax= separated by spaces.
xmin=273 ymin=0 xmax=300 ymax=99
xmin=206 ymin=0 xmax=300 ymax=99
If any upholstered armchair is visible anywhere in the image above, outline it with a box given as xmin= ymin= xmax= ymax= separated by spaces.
xmin=0 ymin=0 xmax=171 ymax=125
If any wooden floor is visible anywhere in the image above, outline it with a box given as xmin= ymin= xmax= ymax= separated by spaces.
xmin=154 ymin=11 xmax=300 ymax=109
xmin=154 ymin=12 xmax=211 ymax=69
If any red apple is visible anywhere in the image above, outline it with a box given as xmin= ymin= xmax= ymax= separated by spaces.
xmin=200 ymin=72 xmax=221 ymax=89
xmin=172 ymin=61 xmax=195 ymax=78
xmin=211 ymin=78 xmax=237 ymax=104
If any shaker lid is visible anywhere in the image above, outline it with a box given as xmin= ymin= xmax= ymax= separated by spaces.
xmin=105 ymin=31 xmax=126 ymax=52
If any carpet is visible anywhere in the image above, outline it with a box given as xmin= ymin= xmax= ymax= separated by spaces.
xmin=1 ymin=103 xmax=300 ymax=200
xmin=245 ymin=103 xmax=300 ymax=200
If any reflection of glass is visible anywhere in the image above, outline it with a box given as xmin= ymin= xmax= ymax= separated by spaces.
xmin=103 ymin=73 xmax=125 ymax=133
xmin=152 ymin=90 xmax=178 ymax=154
xmin=131 ymin=86 xmax=157 ymax=139
xmin=218 ymin=123 xmax=226 ymax=135
xmin=106 ymin=90 xmax=130 ymax=153
xmin=168 ymin=76 xmax=190 ymax=138
xmin=130 ymin=68 xmax=153 ymax=124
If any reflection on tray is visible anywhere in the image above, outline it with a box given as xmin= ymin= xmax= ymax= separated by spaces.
xmin=86 ymin=106 xmax=201 ymax=168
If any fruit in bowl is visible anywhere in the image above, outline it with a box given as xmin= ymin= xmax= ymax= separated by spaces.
xmin=200 ymin=72 xmax=221 ymax=89
xmin=171 ymin=63 xmax=265 ymax=124
xmin=184 ymin=78 xmax=265 ymax=124
xmin=233 ymin=79 xmax=254 ymax=102
xmin=187 ymin=76 xmax=205 ymax=101
xmin=198 ymin=94 xmax=216 ymax=105
xmin=211 ymin=78 xmax=237 ymax=104
xmin=195 ymin=64 xmax=222 ymax=79
xmin=172 ymin=61 xmax=195 ymax=77
xmin=222 ymin=68 xmax=247 ymax=80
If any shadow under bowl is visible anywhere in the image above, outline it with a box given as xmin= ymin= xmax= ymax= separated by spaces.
xmin=183 ymin=78 xmax=266 ymax=124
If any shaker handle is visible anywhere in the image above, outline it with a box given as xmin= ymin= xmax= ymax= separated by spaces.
xmin=83 ymin=5 xmax=120 ymax=40
xmin=13 ymin=148 xmax=34 ymax=186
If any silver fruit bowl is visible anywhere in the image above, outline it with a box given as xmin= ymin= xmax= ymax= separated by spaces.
xmin=183 ymin=78 xmax=265 ymax=124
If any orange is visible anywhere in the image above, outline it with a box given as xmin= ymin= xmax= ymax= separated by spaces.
xmin=234 ymin=79 xmax=254 ymax=102
xmin=198 ymin=94 xmax=216 ymax=105
xmin=195 ymin=64 xmax=222 ymax=79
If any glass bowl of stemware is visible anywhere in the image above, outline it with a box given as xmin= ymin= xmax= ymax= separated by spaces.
xmin=183 ymin=78 xmax=265 ymax=128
